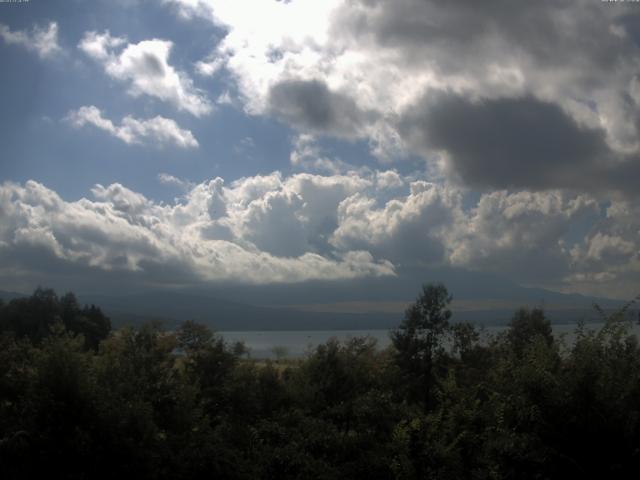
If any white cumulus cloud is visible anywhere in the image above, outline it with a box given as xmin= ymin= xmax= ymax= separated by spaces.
xmin=0 ymin=21 xmax=62 ymax=59
xmin=79 ymin=31 xmax=212 ymax=117
xmin=158 ymin=173 xmax=195 ymax=191
xmin=0 ymin=170 xmax=638 ymax=297
xmin=0 ymin=178 xmax=395 ymax=288
xmin=66 ymin=105 xmax=199 ymax=148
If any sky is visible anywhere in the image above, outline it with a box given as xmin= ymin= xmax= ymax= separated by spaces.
xmin=0 ymin=0 xmax=639 ymax=304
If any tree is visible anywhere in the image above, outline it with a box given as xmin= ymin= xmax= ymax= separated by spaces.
xmin=176 ymin=319 xmax=215 ymax=353
xmin=0 ymin=289 xmax=110 ymax=350
xmin=271 ymin=345 xmax=289 ymax=362
xmin=391 ymin=283 xmax=452 ymax=408
xmin=176 ymin=320 xmax=241 ymax=419
xmin=507 ymin=307 xmax=553 ymax=356
xmin=0 ymin=287 xmax=59 ymax=342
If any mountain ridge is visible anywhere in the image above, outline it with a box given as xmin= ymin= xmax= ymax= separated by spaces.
xmin=0 ymin=274 xmax=628 ymax=331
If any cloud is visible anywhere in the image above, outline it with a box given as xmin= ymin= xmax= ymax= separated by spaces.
xmin=400 ymin=93 xmax=618 ymax=193
xmin=584 ymin=233 xmax=635 ymax=264
xmin=447 ymin=191 xmax=601 ymax=285
xmin=0 ymin=22 xmax=62 ymax=59
xmin=268 ymin=79 xmax=373 ymax=137
xmin=77 ymin=30 xmax=125 ymax=61
xmin=163 ymin=0 xmax=640 ymax=193
xmin=195 ymin=55 xmax=224 ymax=77
xmin=376 ymin=170 xmax=404 ymax=190
xmin=66 ymin=105 xmax=199 ymax=148
xmin=331 ymin=181 xmax=462 ymax=266
xmin=79 ymin=31 xmax=212 ymax=116
xmin=328 ymin=179 xmax=640 ymax=296
xmin=289 ymin=134 xmax=365 ymax=175
xmin=91 ymin=183 xmax=152 ymax=215
xmin=567 ymin=199 xmax=640 ymax=296
xmin=0 ymin=178 xmax=394 ymax=289
xmin=220 ymin=171 xmax=372 ymax=256
xmin=158 ymin=173 xmax=195 ymax=191
xmin=1 ymin=169 xmax=638 ymax=297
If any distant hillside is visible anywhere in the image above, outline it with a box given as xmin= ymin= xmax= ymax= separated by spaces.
xmin=196 ymin=266 xmax=623 ymax=310
xmin=2 ymin=277 xmax=630 ymax=331
xmin=0 ymin=290 xmax=27 ymax=302
xmin=78 ymin=289 xmax=626 ymax=332
xmin=79 ymin=291 xmax=399 ymax=331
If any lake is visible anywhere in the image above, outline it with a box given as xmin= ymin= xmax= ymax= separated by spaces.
xmin=220 ymin=322 xmax=640 ymax=359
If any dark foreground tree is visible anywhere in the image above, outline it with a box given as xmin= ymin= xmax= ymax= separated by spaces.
xmin=391 ymin=283 xmax=452 ymax=408
xmin=507 ymin=307 xmax=553 ymax=355
xmin=3 ymin=286 xmax=640 ymax=479
xmin=0 ymin=288 xmax=110 ymax=349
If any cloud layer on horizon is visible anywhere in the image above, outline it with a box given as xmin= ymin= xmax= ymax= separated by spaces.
xmin=0 ymin=173 xmax=638 ymax=298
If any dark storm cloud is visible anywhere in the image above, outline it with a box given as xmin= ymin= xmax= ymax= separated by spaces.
xmin=337 ymin=0 xmax=634 ymax=76
xmin=401 ymin=92 xmax=640 ymax=196
xmin=608 ymin=154 xmax=640 ymax=196
xmin=268 ymin=79 xmax=374 ymax=137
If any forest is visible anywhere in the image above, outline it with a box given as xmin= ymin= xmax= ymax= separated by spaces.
xmin=1 ymin=285 xmax=640 ymax=479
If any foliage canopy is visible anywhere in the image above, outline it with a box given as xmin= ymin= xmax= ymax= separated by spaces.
xmin=1 ymin=286 xmax=640 ymax=479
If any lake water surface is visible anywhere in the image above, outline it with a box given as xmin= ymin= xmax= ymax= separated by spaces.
xmin=220 ymin=322 xmax=640 ymax=359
